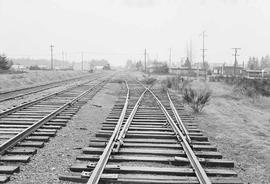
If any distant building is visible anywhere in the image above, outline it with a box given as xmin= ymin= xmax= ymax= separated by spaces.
xmin=93 ymin=66 xmax=103 ymax=70
xmin=242 ymin=69 xmax=270 ymax=79
xmin=10 ymin=64 xmax=27 ymax=72
xmin=209 ymin=62 xmax=225 ymax=70
xmin=148 ymin=62 xmax=168 ymax=73
xmin=212 ymin=65 xmax=243 ymax=76
xmin=169 ymin=67 xmax=205 ymax=76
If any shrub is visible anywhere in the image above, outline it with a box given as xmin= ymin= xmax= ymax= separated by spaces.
xmin=183 ymin=88 xmax=211 ymax=113
xmin=0 ymin=55 xmax=13 ymax=70
xmin=141 ymin=77 xmax=156 ymax=85
xmin=233 ymin=78 xmax=270 ymax=97
xmin=161 ymin=76 xmax=187 ymax=91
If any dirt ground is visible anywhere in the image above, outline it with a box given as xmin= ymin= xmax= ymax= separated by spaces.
xmin=195 ymin=82 xmax=270 ymax=184
xmin=8 ymin=81 xmax=121 ymax=184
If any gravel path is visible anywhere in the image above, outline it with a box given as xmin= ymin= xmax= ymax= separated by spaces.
xmin=8 ymin=82 xmax=120 ymax=184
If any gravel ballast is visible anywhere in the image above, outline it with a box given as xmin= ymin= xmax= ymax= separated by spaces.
xmin=8 ymin=82 xmax=120 ymax=184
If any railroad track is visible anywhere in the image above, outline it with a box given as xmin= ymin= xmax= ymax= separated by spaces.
xmin=0 ymin=73 xmax=112 ymax=182
xmin=0 ymin=72 xmax=104 ymax=103
xmin=59 ymin=79 xmax=243 ymax=184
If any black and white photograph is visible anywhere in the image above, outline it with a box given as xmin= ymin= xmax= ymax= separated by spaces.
xmin=0 ymin=0 xmax=270 ymax=183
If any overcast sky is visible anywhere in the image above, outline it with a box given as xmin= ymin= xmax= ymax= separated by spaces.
xmin=1 ymin=0 xmax=270 ymax=66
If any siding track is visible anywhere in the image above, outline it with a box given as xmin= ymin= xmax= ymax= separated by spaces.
xmin=0 ymin=73 xmax=103 ymax=103
xmin=0 ymin=73 xmax=112 ymax=183
xmin=59 ymin=78 xmax=243 ymax=184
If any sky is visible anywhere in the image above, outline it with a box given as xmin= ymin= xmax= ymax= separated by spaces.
xmin=0 ymin=0 xmax=270 ymax=66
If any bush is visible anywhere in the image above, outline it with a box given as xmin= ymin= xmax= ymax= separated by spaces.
xmin=162 ymin=76 xmax=185 ymax=90
xmin=183 ymin=88 xmax=211 ymax=113
xmin=29 ymin=65 xmax=41 ymax=70
xmin=0 ymin=55 xmax=13 ymax=70
xmin=233 ymin=78 xmax=270 ymax=97
xmin=141 ymin=77 xmax=156 ymax=85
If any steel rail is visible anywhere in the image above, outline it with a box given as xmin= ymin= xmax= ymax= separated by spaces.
xmin=0 ymin=75 xmax=105 ymax=119
xmin=0 ymin=78 xmax=109 ymax=155
xmin=0 ymin=72 xmax=102 ymax=96
xmin=86 ymin=81 xmax=130 ymax=184
xmin=148 ymin=89 xmax=212 ymax=184
xmin=167 ymin=91 xmax=192 ymax=144
xmin=115 ymin=88 xmax=147 ymax=152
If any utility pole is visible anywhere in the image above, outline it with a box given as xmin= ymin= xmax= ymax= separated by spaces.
xmin=65 ymin=53 xmax=68 ymax=63
xmin=62 ymin=51 xmax=65 ymax=63
xmin=50 ymin=44 xmax=54 ymax=70
xmin=169 ymin=48 xmax=172 ymax=67
xmin=144 ymin=48 xmax=147 ymax=73
xmin=81 ymin=52 xmax=84 ymax=71
xmin=190 ymin=40 xmax=192 ymax=63
xmin=201 ymin=31 xmax=207 ymax=80
xmin=232 ymin=48 xmax=241 ymax=76
xmin=186 ymin=42 xmax=189 ymax=60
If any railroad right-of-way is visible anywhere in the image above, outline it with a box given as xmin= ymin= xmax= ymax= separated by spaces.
xmin=0 ymin=72 xmax=103 ymax=103
xmin=59 ymin=77 xmax=243 ymax=184
xmin=0 ymin=72 xmax=113 ymax=182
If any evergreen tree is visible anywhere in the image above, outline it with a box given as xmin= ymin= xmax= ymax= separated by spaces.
xmin=247 ymin=57 xmax=259 ymax=69
xmin=261 ymin=55 xmax=270 ymax=68
xmin=0 ymin=55 xmax=13 ymax=70
xmin=183 ymin=57 xmax=191 ymax=68
xmin=135 ymin=61 xmax=143 ymax=71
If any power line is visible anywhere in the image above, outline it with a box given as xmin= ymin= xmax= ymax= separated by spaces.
xmin=62 ymin=51 xmax=65 ymax=63
xmin=81 ymin=52 xmax=84 ymax=71
xmin=169 ymin=48 xmax=172 ymax=67
xmin=232 ymin=48 xmax=241 ymax=76
xmin=190 ymin=40 xmax=193 ymax=63
xmin=50 ymin=44 xmax=54 ymax=70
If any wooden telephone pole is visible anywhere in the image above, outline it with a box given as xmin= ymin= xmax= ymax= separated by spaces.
xmin=232 ymin=48 xmax=241 ymax=76
xmin=50 ymin=44 xmax=54 ymax=70
xmin=81 ymin=52 xmax=84 ymax=71
xmin=144 ymin=48 xmax=147 ymax=73
xmin=201 ymin=31 xmax=207 ymax=80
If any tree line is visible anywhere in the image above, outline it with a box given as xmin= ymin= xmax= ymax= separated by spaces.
xmin=247 ymin=55 xmax=270 ymax=70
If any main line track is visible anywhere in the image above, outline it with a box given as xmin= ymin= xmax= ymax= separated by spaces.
xmin=0 ymin=73 xmax=112 ymax=183
xmin=59 ymin=79 xmax=243 ymax=184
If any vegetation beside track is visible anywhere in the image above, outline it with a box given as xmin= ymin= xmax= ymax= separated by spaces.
xmin=196 ymin=81 xmax=270 ymax=183
xmin=161 ymin=76 xmax=212 ymax=113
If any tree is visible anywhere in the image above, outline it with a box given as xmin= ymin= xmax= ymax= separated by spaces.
xmin=202 ymin=61 xmax=209 ymax=70
xmin=125 ymin=60 xmax=134 ymax=69
xmin=183 ymin=57 xmax=191 ymax=68
xmin=103 ymin=64 xmax=110 ymax=70
xmin=0 ymin=55 xmax=13 ymax=70
xmin=261 ymin=55 xmax=270 ymax=68
xmin=135 ymin=61 xmax=143 ymax=71
xmin=247 ymin=57 xmax=259 ymax=70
